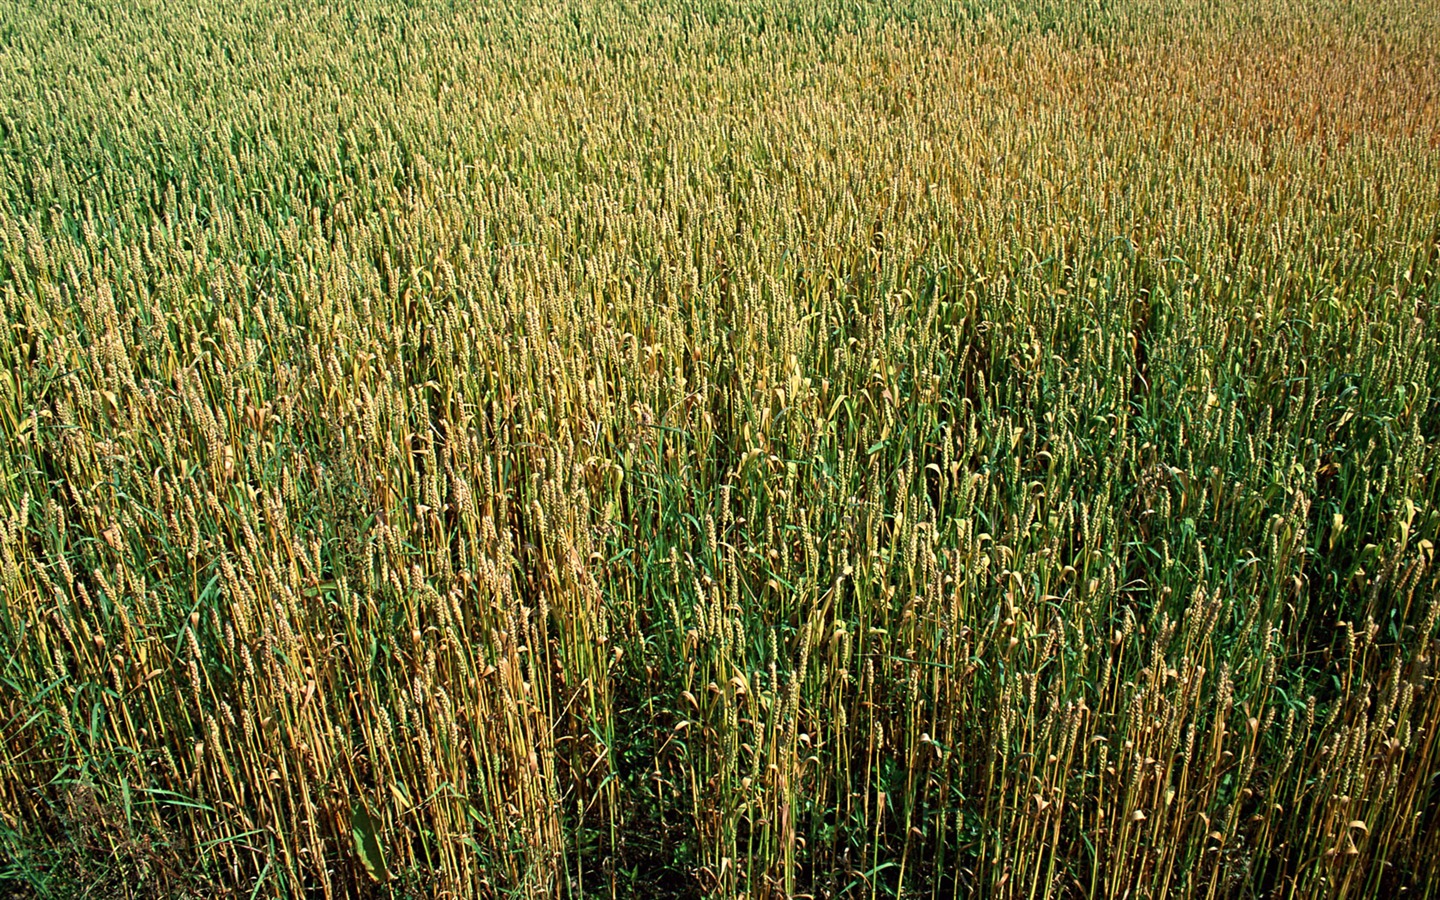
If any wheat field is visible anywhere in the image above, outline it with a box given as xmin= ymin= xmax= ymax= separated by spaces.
xmin=1 ymin=0 xmax=1438 ymax=896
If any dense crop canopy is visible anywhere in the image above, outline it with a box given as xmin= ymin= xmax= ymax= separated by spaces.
xmin=1 ymin=0 xmax=1438 ymax=896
